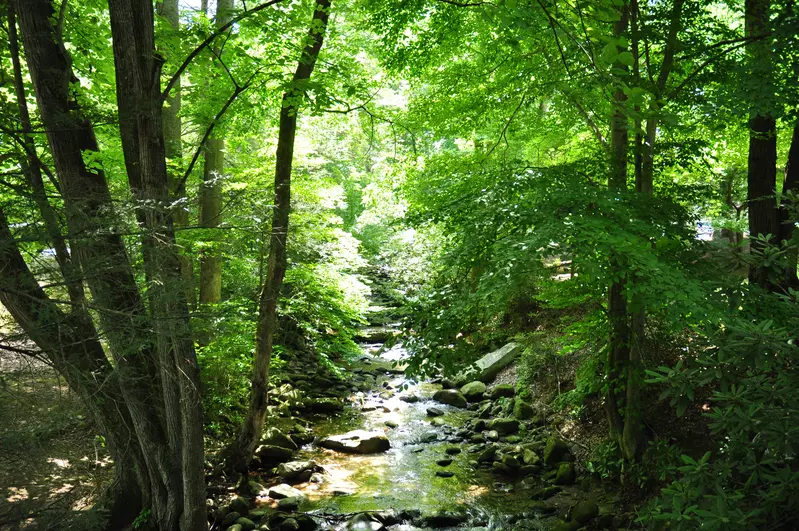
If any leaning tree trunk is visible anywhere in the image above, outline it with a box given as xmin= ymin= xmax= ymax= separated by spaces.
xmin=7 ymin=3 xmax=85 ymax=307
xmin=223 ymin=0 xmax=332 ymax=472
xmin=746 ymin=0 xmax=779 ymax=289
xmin=198 ymin=0 xmax=234 ymax=305
xmin=0 ymin=208 xmax=147 ymax=529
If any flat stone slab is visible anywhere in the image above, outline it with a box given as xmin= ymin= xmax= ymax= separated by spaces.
xmin=459 ymin=342 xmax=523 ymax=384
xmin=318 ymin=430 xmax=390 ymax=454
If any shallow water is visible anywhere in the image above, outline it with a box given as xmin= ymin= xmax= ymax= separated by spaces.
xmin=264 ymin=338 xmax=565 ymax=530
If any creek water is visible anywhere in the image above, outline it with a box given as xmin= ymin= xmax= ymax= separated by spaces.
xmin=266 ymin=312 xmax=569 ymax=530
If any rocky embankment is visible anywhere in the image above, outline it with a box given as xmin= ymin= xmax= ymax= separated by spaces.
xmin=207 ymin=300 xmax=625 ymax=531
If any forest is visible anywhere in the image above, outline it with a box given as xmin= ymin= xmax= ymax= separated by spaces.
xmin=0 ymin=0 xmax=797 ymax=530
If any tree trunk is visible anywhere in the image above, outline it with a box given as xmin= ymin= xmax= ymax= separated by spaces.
xmin=106 ymin=0 xmax=206 ymax=528
xmin=625 ymin=0 xmax=684 ymax=462
xmin=7 ymin=3 xmax=85 ymax=307
xmin=0 ymin=208 xmax=147 ymax=529
xmin=159 ymin=0 xmax=196 ymax=309
xmin=198 ymin=0 xmax=234 ymax=305
xmin=17 ymin=1 xmax=206 ymax=528
xmin=779 ymin=121 xmax=799 ymax=288
xmin=746 ymin=0 xmax=779 ymax=289
xmin=223 ymin=0 xmax=331 ymax=472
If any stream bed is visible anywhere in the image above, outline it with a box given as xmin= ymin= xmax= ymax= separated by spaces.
xmin=217 ymin=304 xmax=619 ymax=531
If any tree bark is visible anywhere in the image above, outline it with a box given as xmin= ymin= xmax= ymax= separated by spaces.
xmin=198 ymin=0 xmax=234 ymax=305
xmin=0 ymin=208 xmax=147 ymax=529
xmin=223 ymin=0 xmax=331 ymax=472
xmin=626 ymin=0 xmax=684 ymax=462
xmin=17 ymin=1 xmax=206 ymax=528
xmin=746 ymin=0 xmax=779 ymax=289
xmin=779 ymin=121 xmax=799 ymax=288
xmin=106 ymin=1 xmax=206 ymax=528
xmin=606 ymin=1 xmax=641 ymax=460
xmin=7 ymin=3 xmax=85 ymax=306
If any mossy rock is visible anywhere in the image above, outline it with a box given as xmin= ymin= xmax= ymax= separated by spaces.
xmin=487 ymin=417 xmax=519 ymax=434
xmin=531 ymin=485 xmax=561 ymax=500
xmin=544 ymin=437 xmax=569 ymax=466
xmin=550 ymin=520 xmax=581 ymax=531
xmin=570 ymin=500 xmax=599 ymax=524
xmin=513 ymin=399 xmax=535 ymax=420
xmin=235 ymin=517 xmax=256 ymax=531
xmin=460 ymin=381 xmax=487 ymax=401
xmin=554 ymin=462 xmax=576 ymax=485
xmin=488 ymin=384 xmax=515 ymax=399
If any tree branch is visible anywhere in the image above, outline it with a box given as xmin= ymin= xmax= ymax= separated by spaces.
xmin=161 ymin=0 xmax=285 ymax=103
xmin=174 ymin=76 xmax=257 ymax=197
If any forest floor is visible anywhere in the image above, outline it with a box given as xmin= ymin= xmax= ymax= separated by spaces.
xmin=0 ymin=352 xmax=113 ymax=530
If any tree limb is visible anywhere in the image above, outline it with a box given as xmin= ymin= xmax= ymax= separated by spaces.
xmin=161 ymin=0 xmax=285 ymax=103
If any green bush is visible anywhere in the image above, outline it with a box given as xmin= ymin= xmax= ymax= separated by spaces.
xmin=641 ymin=314 xmax=799 ymax=529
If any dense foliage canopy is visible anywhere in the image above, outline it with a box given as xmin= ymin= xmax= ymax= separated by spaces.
xmin=0 ymin=0 xmax=798 ymax=529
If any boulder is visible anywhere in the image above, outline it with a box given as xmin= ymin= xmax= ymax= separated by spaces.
xmin=399 ymin=394 xmax=420 ymax=403
xmin=247 ymin=509 xmax=270 ymax=521
xmin=235 ymin=517 xmax=256 ymax=531
xmin=420 ymin=509 xmax=468 ymax=527
xmin=522 ymin=448 xmax=540 ymax=466
xmin=221 ymin=512 xmax=241 ymax=528
xmin=319 ymin=430 xmax=390 ymax=454
xmin=477 ymin=445 xmax=498 ymax=462
xmin=531 ymin=485 xmax=561 ymax=500
xmin=419 ymin=431 xmax=438 ymax=443
xmin=502 ymin=454 xmax=521 ymax=469
xmin=550 ymin=521 xmax=581 ymax=531
xmin=277 ymin=497 xmax=300 ymax=511
xmin=268 ymin=484 xmax=307 ymax=501
xmin=290 ymin=425 xmax=314 ymax=446
xmin=554 ymin=462 xmax=576 ymax=485
xmin=435 ymin=470 xmax=454 ymax=478
xmin=488 ymin=418 xmax=519 ymax=434
xmin=488 ymin=384 xmax=515 ymax=399
xmin=276 ymin=460 xmax=316 ymax=480
xmin=513 ymin=399 xmax=535 ymax=420
xmin=279 ymin=518 xmax=300 ymax=531
xmin=310 ymin=398 xmax=344 ymax=414
xmin=544 ymin=437 xmax=570 ymax=466
xmin=426 ymin=407 xmax=445 ymax=417
xmin=571 ymin=500 xmax=599 ymax=524
xmin=432 ymin=389 xmax=467 ymax=408
xmin=255 ymin=444 xmax=294 ymax=463
xmin=460 ymin=381 xmax=487 ymax=401
xmin=228 ymin=496 xmax=249 ymax=515
xmin=458 ymin=343 xmax=523 ymax=383
xmin=262 ymin=428 xmax=298 ymax=451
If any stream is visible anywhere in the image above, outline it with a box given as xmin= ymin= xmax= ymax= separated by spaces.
xmin=216 ymin=300 xmax=616 ymax=531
